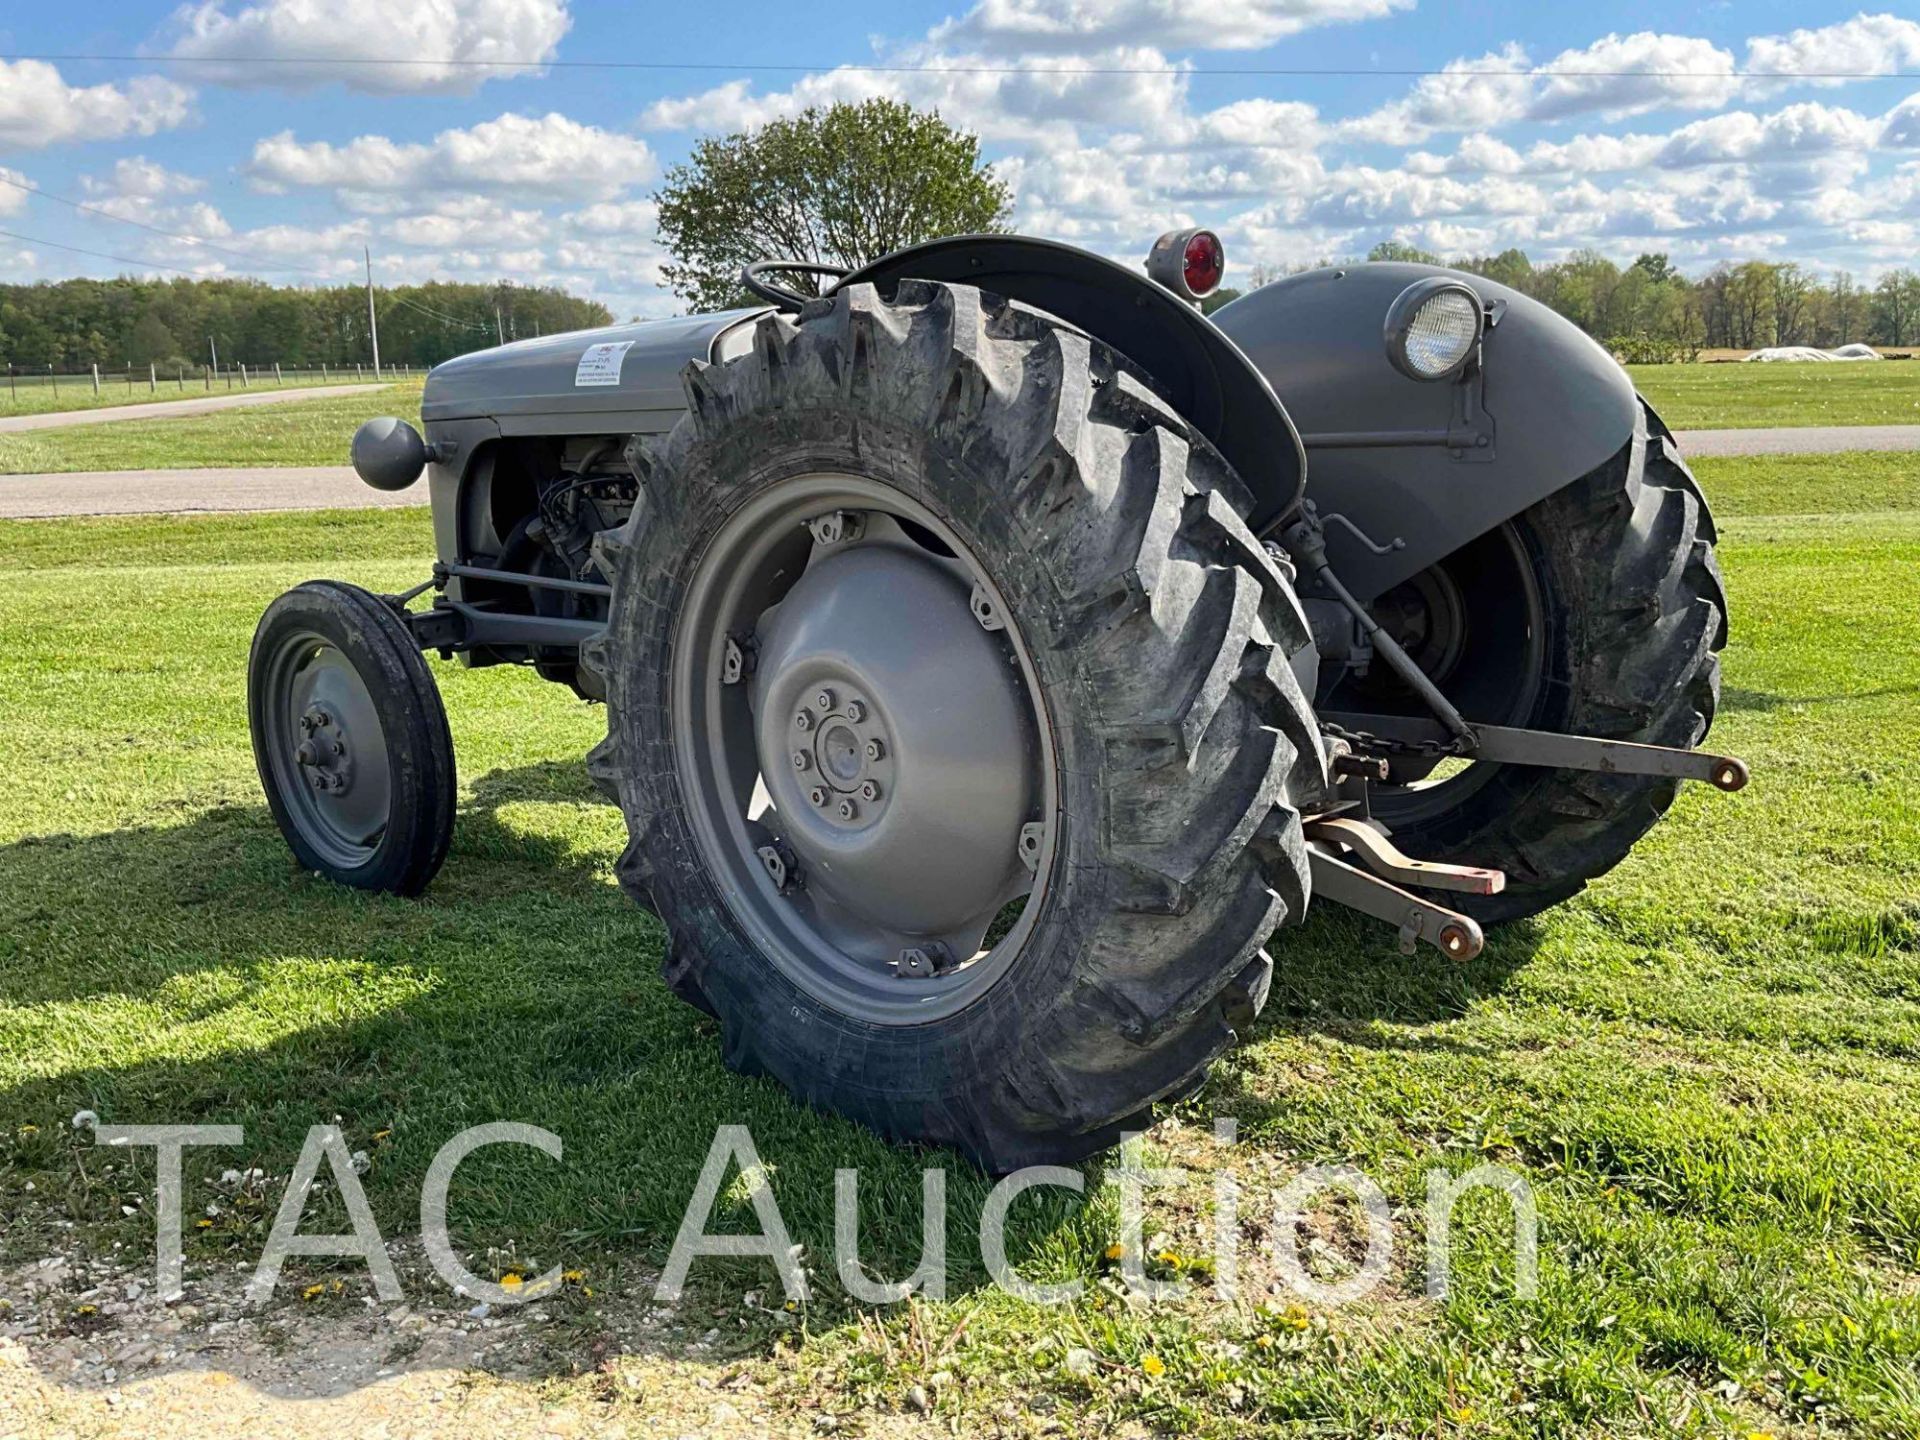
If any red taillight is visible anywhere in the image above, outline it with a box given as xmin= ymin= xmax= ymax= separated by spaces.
xmin=1182 ymin=230 xmax=1223 ymax=296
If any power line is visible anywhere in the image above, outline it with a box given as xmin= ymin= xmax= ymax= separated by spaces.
xmin=0 ymin=226 xmax=215 ymax=278
xmin=2 ymin=50 xmax=1915 ymax=80
xmin=389 ymin=292 xmax=493 ymax=331
xmin=0 ymin=172 xmax=331 ymax=276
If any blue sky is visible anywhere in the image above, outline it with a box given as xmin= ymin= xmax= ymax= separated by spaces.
xmin=1 ymin=2 xmax=1916 ymax=318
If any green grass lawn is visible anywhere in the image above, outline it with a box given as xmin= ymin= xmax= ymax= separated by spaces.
xmin=1629 ymin=360 xmax=1920 ymax=430
xmin=2 ymin=458 xmax=1918 ymax=1435
xmin=0 ymin=380 xmax=422 ymax=474
xmin=0 ymin=371 xmax=388 ymax=420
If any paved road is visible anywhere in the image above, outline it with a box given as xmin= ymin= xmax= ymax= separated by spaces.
xmin=1675 ymin=424 xmax=1920 ymax=457
xmin=0 ymin=466 xmax=422 ymax=520
xmin=0 ymin=383 xmax=387 ymax=434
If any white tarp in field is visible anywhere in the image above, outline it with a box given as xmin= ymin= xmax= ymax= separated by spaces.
xmin=1743 ymin=343 xmax=1882 ymax=362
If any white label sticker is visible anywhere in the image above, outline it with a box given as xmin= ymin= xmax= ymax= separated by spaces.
xmin=574 ymin=340 xmax=636 ymax=387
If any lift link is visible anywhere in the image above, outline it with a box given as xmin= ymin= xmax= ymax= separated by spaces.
xmin=1307 ymin=847 xmax=1486 ymax=961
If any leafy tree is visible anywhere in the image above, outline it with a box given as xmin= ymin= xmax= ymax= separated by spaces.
xmin=127 ymin=310 xmax=179 ymax=366
xmin=655 ymin=99 xmax=1012 ymax=312
xmin=1198 ymin=286 xmax=1242 ymax=316
xmin=0 ymin=276 xmax=611 ymax=371
xmin=1873 ymin=270 xmax=1919 ymax=347
xmin=1366 ymin=239 xmax=1442 ymax=265
xmin=1630 ymin=252 xmax=1679 ymax=285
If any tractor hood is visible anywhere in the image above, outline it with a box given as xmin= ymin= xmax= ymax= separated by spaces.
xmin=421 ymin=307 xmax=772 ymax=435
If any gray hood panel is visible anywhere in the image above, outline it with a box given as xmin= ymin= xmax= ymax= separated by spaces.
xmin=421 ymin=307 xmax=770 ymax=433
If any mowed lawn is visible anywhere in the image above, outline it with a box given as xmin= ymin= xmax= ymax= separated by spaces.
xmin=0 ymin=380 xmax=423 ymax=474
xmin=0 ymin=371 xmax=387 ymax=420
xmin=1 ymin=452 xmax=1918 ymax=1436
xmin=1629 ymin=359 xmax=1920 ymax=429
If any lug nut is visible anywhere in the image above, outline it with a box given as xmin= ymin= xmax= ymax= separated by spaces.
xmin=792 ymin=750 xmax=811 ymax=771
xmin=859 ymin=780 xmax=880 ymax=802
xmin=295 ymin=741 xmax=318 ymax=766
xmin=844 ymin=700 xmax=866 ymax=723
xmin=809 ymin=786 xmax=829 ymax=807
xmin=864 ymin=738 xmax=885 ymax=762
xmin=794 ymin=709 xmax=814 ymax=732
xmin=815 ymin=688 xmax=835 ymax=712
xmin=837 ymin=798 xmax=858 ymax=821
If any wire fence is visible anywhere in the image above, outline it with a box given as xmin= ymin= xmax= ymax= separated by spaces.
xmin=0 ymin=362 xmax=421 ymax=401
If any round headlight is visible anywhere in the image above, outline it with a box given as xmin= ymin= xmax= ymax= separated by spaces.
xmin=1384 ymin=279 xmax=1484 ymax=381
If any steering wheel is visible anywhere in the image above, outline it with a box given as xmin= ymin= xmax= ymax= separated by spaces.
xmin=740 ymin=260 xmax=851 ymax=313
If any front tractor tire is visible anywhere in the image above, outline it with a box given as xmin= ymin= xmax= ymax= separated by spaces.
xmin=249 ymin=580 xmax=456 ymax=896
xmin=584 ymin=280 xmax=1325 ymax=1171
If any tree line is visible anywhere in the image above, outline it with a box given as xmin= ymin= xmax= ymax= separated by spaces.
xmin=0 ymin=276 xmax=615 ymax=374
xmin=1236 ymin=244 xmax=1920 ymax=360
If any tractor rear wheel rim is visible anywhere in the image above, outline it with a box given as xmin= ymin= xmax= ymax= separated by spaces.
xmin=260 ymin=629 xmax=392 ymax=869
xmin=672 ymin=474 xmax=1056 ymax=1025
xmin=1347 ymin=519 xmax=1548 ymax=824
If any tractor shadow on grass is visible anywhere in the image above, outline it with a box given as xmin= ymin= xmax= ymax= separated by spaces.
xmin=0 ymin=760 xmax=1117 ymax=1397
xmin=1722 ymin=682 xmax=1920 ymax=714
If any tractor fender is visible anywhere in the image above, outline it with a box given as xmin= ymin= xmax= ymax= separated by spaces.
xmin=1211 ymin=263 xmax=1639 ymax=602
xmin=844 ymin=235 xmax=1306 ymax=529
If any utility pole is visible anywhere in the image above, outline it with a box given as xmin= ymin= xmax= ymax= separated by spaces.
xmin=495 ymin=303 xmax=505 ymax=346
xmin=208 ymin=335 xmax=218 ymax=374
xmin=365 ymin=246 xmax=382 ymax=379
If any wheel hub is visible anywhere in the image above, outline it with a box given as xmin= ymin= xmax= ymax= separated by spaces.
xmin=791 ymin=690 xmax=894 ymax=825
xmin=751 ymin=542 xmax=1036 ymax=938
xmin=294 ymin=706 xmax=356 ymax=794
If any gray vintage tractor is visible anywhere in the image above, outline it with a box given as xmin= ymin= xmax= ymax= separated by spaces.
xmin=249 ymin=231 xmax=1743 ymax=1169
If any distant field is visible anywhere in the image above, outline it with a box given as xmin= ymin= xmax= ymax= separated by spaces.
xmin=1629 ymin=359 xmax=1920 ymax=429
xmin=1 ymin=361 xmax=1914 ymax=479
xmin=0 ymin=381 xmax=422 ymax=474
xmin=0 ymin=370 xmax=389 ymax=419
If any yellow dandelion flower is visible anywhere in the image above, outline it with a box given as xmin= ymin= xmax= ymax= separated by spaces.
xmin=17 ymin=1124 xmax=38 ymax=1135
xmin=562 ymin=1268 xmax=586 ymax=1284
xmin=1746 ymin=1433 xmax=1778 ymax=1440
xmin=1254 ymin=1334 xmax=1275 ymax=1350
xmin=1280 ymin=1304 xmax=1311 ymax=1332
xmin=75 ymin=1304 xmax=98 ymax=1316
xmin=195 ymin=1218 xmax=214 ymax=1229
xmin=1449 ymin=1405 xmax=1476 ymax=1424
xmin=500 ymin=1273 xmax=524 ymax=1292
xmin=582 ymin=1287 xmax=594 ymax=1298
xmin=1155 ymin=1249 xmax=1181 ymax=1267
xmin=1103 ymin=1243 xmax=1124 ymax=1262
xmin=372 ymin=1129 xmax=392 ymax=1142
xmin=1141 ymin=1354 xmax=1167 ymax=1378
xmin=302 ymin=1284 xmax=325 ymax=1301
xmin=329 ymin=1279 xmax=344 ymax=1294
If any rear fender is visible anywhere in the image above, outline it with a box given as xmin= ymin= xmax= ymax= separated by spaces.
xmin=844 ymin=235 xmax=1306 ymax=528
xmin=1213 ymin=263 xmax=1638 ymax=602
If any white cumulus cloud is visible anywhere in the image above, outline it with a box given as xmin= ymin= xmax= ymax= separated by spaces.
xmin=0 ymin=61 xmax=193 ymax=151
xmin=930 ymin=0 xmax=1409 ymax=53
xmin=248 ymin=112 xmax=655 ymax=203
xmin=166 ymin=0 xmax=572 ymax=94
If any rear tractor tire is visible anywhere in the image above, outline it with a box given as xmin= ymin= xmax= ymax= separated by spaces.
xmin=1362 ymin=402 xmax=1726 ymax=923
xmin=584 ymin=280 xmax=1326 ymax=1171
